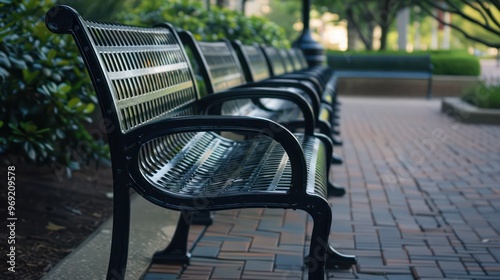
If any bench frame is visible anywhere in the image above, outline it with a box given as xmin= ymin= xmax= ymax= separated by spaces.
xmin=181 ymin=33 xmax=347 ymax=197
xmin=234 ymin=42 xmax=344 ymax=146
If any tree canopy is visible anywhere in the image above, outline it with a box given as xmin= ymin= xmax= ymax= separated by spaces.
xmin=315 ymin=0 xmax=411 ymax=50
xmin=416 ymin=0 xmax=500 ymax=48
xmin=315 ymin=0 xmax=499 ymax=50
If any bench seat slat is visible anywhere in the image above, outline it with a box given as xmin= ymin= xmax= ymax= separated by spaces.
xmin=140 ymin=132 xmax=326 ymax=198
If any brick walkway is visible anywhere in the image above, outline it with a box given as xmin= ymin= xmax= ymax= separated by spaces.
xmin=144 ymin=97 xmax=500 ymax=279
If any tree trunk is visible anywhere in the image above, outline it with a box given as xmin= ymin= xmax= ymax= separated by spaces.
xmin=241 ymin=0 xmax=247 ymax=13
xmin=347 ymin=22 xmax=359 ymax=50
xmin=346 ymin=7 xmax=373 ymax=50
xmin=365 ymin=25 xmax=374 ymax=51
xmin=379 ymin=25 xmax=389 ymax=50
xmin=216 ymin=0 xmax=229 ymax=8
xmin=378 ymin=0 xmax=392 ymax=51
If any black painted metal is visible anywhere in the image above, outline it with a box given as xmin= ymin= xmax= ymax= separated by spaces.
xmin=180 ymin=31 xmax=317 ymax=135
xmin=250 ymin=44 xmax=343 ymax=147
xmin=152 ymin=211 xmax=192 ymax=265
xmin=293 ymin=0 xmax=326 ymax=67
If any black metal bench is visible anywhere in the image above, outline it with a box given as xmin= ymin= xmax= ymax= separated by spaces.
xmin=282 ymin=47 xmax=334 ymax=90
xmin=261 ymin=46 xmax=338 ymax=108
xmin=179 ymin=33 xmax=332 ymax=224
xmin=285 ymin=48 xmax=340 ymax=107
xmin=45 ymin=5 xmax=356 ymax=280
xmin=328 ymin=54 xmax=433 ymax=98
xmin=260 ymin=46 xmax=342 ymax=132
xmin=179 ymin=32 xmax=346 ymax=197
xmin=233 ymin=42 xmax=343 ymax=145
xmin=180 ymin=33 xmax=319 ymax=137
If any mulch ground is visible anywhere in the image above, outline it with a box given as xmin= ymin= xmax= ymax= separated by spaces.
xmin=0 ymin=162 xmax=114 ymax=280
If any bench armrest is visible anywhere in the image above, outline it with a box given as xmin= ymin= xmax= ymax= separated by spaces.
xmin=278 ymin=73 xmax=323 ymax=93
xmin=198 ymin=87 xmax=316 ymax=135
xmin=124 ymin=115 xmax=308 ymax=196
xmin=238 ymin=79 xmax=320 ymax=118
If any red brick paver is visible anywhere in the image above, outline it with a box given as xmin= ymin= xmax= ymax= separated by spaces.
xmin=145 ymin=97 xmax=500 ymax=279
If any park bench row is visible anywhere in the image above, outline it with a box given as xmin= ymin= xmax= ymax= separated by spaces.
xmin=45 ymin=5 xmax=355 ymax=280
xmin=178 ymin=31 xmax=345 ymax=199
xmin=181 ymin=34 xmax=347 ymax=225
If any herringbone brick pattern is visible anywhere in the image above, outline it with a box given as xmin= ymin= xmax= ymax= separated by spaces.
xmin=145 ymin=97 xmax=500 ymax=279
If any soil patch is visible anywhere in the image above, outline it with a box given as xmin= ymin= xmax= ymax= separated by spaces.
xmin=0 ymin=162 xmax=113 ymax=279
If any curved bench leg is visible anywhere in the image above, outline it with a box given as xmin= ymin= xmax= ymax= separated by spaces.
xmin=107 ymin=185 xmax=131 ymax=280
xmin=331 ymin=128 xmax=341 ymax=136
xmin=332 ymin=118 xmax=340 ymax=127
xmin=191 ymin=211 xmax=214 ymax=226
xmin=304 ymin=201 xmax=332 ymax=280
xmin=328 ymin=181 xmax=346 ymax=197
xmin=331 ymin=134 xmax=343 ymax=146
xmin=303 ymin=199 xmax=357 ymax=279
xmin=331 ymin=153 xmax=343 ymax=165
xmin=325 ymin=245 xmax=357 ymax=269
xmin=317 ymin=119 xmax=342 ymax=146
xmin=332 ymin=138 xmax=343 ymax=146
xmin=152 ymin=211 xmax=192 ymax=265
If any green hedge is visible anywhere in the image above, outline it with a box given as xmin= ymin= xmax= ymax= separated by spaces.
xmin=327 ymin=50 xmax=481 ymax=76
xmin=118 ymin=0 xmax=290 ymax=48
xmin=0 ymin=0 xmax=110 ymax=176
xmin=431 ymin=53 xmax=480 ymax=76
xmin=463 ymin=83 xmax=500 ymax=109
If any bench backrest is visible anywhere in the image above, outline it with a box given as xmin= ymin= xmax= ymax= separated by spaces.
xmin=278 ymin=48 xmax=295 ymax=73
xmin=261 ymin=46 xmax=286 ymax=77
xmin=179 ymin=32 xmax=246 ymax=94
xmin=287 ymin=49 xmax=303 ymax=71
xmin=179 ymin=31 xmax=258 ymax=117
xmin=231 ymin=41 xmax=271 ymax=83
xmin=45 ymin=5 xmax=199 ymax=138
xmin=292 ymin=48 xmax=309 ymax=70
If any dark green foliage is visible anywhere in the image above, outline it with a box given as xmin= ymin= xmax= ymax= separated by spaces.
xmin=58 ymin=0 xmax=124 ymax=21
xmin=0 ymin=0 xmax=109 ymax=175
xmin=118 ymin=0 xmax=290 ymax=48
xmin=463 ymin=83 xmax=500 ymax=109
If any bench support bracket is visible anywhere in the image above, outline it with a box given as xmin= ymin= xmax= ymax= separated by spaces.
xmin=325 ymin=244 xmax=357 ymax=269
xmin=152 ymin=211 xmax=192 ymax=265
xmin=328 ymin=182 xmax=346 ymax=197
xmin=191 ymin=211 xmax=214 ymax=226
